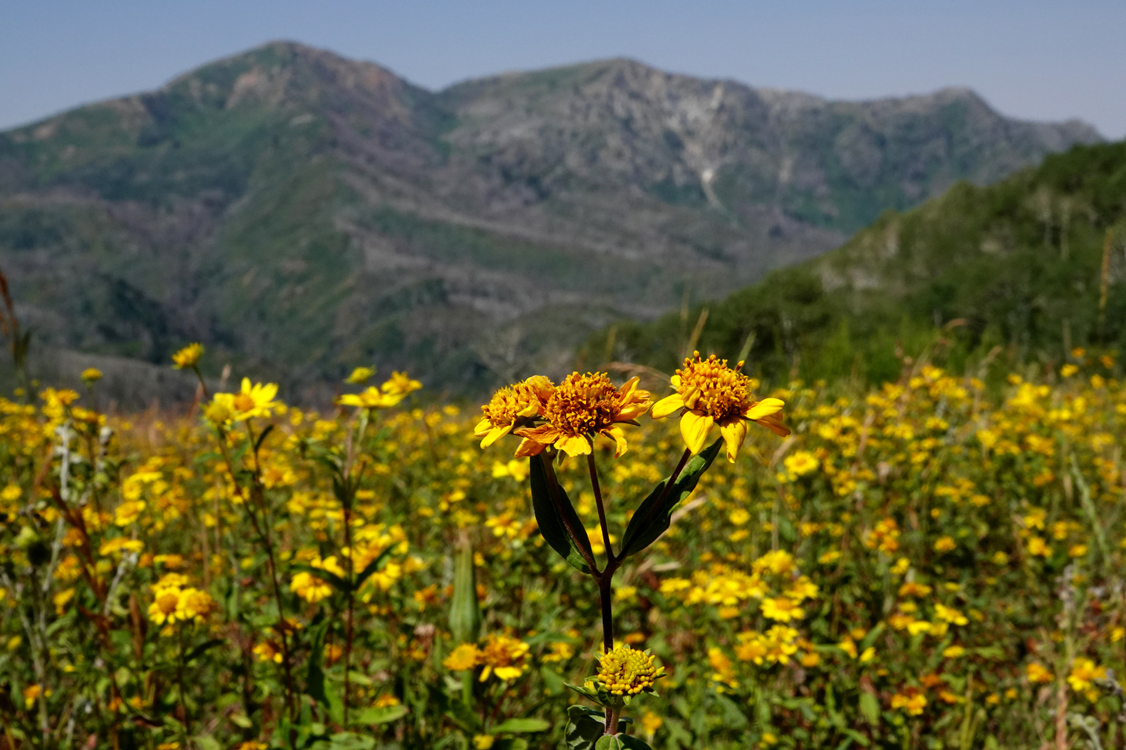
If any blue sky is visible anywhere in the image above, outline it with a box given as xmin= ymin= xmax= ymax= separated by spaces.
xmin=2 ymin=0 xmax=1124 ymax=137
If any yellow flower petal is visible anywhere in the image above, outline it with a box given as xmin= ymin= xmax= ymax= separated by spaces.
xmin=605 ymin=426 xmax=629 ymax=458
xmin=474 ymin=418 xmax=493 ymax=436
xmin=558 ymin=434 xmax=592 ymax=457
xmin=514 ymin=437 xmax=546 ymax=458
xmin=480 ymin=424 xmax=512 ymax=448
xmin=745 ymin=398 xmax=784 ymax=420
xmin=651 ymin=393 xmax=685 ymax=419
xmin=680 ymin=411 xmax=714 ymax=455
xmin=719 ymin=419 xmax=748 ymax=463
xmin=755 ymin=412 xmax=791 ymax=437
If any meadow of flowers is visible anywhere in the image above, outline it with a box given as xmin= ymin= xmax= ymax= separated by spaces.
xmin=2 ymin=345 xmax=1126 ymax=750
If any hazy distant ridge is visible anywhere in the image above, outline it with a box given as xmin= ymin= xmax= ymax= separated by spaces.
xmin=0 ymin=41 xmax=1099 ymax=397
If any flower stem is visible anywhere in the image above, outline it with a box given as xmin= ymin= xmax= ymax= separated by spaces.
xmin=598 ymin=574 xmax=614 ymax=655
xmin=587 ymin=454 xmax=614 ymax=561
xmin=604 ymin=703 xmax=621 ymax=736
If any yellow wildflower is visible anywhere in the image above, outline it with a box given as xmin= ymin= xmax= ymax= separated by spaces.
xmin=891 ymin=690 xmax=926 ymax=716
xmin=761 ymin=596 xmax=804 ymax=622
xmin=290 ymin=572 xmax=333 ymax=603
xmin=443 ymin=643 xmax=479 ymax=671
xmin=231 ymin=379 xmax=280 ymax=420
xmin=380 ymin=371 xmax=422 ymax=398
xmin=477 ymin=634 xmax=529 ymax=681
xmin=783 ymin=450 xmax=819 ymax=477
xmin=1027 ymin=661 xmax=1053 ymax=684
xmin=934 ymin=603 xmax=968 ymax=626
xmin=517 ymin=373 xmax=650 ymax=458
xmin=339 ymin=386 xmax=401 ymax=410
xmin=934 ymin=536 xmax=956 ymax=553
xmin=474 ymin=376 xmax=555 ymax=449
xmin=345 ymin=366 xmax=375 ymax=384
xmin=651 ymin=352 xmax=789 ymax=461
xmin=596 ymin=644 xmax=665 ymax=696
xmin=1068 ymin=658 xmax=1106 ymax=693
xmin=171 ymin=343 xmax=204 ymax=369
xmin=253 ymin=642 xmax=284 ymax=664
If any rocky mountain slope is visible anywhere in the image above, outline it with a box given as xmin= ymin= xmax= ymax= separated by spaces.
xmin=0 ymin=41 xmax=1100 ymax=399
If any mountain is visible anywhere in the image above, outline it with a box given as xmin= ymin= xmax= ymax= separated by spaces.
xmin=590 ymin=139 xmax=1126 ymax=384
xmin=0 ymin=41 xmax=1101 ymax=399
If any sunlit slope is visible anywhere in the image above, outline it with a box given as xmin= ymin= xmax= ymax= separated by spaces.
xmin=593 ymin=140 xmax=1126 ymax=382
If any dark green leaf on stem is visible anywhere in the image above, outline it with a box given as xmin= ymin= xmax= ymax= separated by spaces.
xmin=619 ymin=439 xmax=722 ymax=558
xmin=566 ymin=706 xmax=607 ymax=749
xmin=529 ymin=456 xmax=593 ymax=573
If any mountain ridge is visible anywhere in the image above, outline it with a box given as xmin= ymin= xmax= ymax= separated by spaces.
xmin=588 ymin=139 xmax=1126 ymax=385
xmin=0 ymin=41 xmax=1102 ymax=400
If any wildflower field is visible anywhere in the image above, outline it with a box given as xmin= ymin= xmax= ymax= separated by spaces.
xmin=3 ymin=347 xmax=1126 ymax=750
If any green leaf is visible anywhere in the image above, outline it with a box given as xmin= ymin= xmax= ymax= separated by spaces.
xmin=529 ymin=457 xmax=593 ymax=573
xmin=492 ymin=718 xmax=550 ymax=734
xmin=445 ymin=699 xmax=481 ymax=733
xmin=290 ymin=563 xmax=349 ymax=594
xmin=566 ymin=706 xmax=606 ymax=749
xmin=354 ymin=546 xmax=396 ymax=589
xmin=184 ymin=638 xmax=224 ymax=663
xmin=324 ymin=682 xmax=345 ymax=729
xmin=253 ymin=424 xmax=274 ymax=454
xmin=192 ymin=736 xmax=221 ymax=750
xmin=859 ymin=691 xmax=880 ymax=727
xmin=494 ymin=741 xmax=529 ymax=750
xmin=565 ymin=682 xmax=601 ymax=703
xmin=351 ymin=705 xmax=408 ymax=726
xmin=859 ymin=622 xmax=885 ymax=652
xmin=595 ymin=735 xmax=652 ymax=750
xmin=541 ymin=666 xmax=565 ymax=695
xmin=619 ymin=438 xmax=723 ymax=558
xmin=306 ymin=617 xmax=332 ymax=706
xmin=323 ymin=732 xmax=375 ymax=750
xmin=448 ymin=542 xmax=481 ymax=644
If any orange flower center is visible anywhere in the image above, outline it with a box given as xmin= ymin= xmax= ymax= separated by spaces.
xmin=676 ymin=353 xmax=754 ymax=422
xmin=482 ymin=386 xmax=531 ymax=428
xmin=234 ymin=393 xmax=256 ymax=413
xmin=543 ymin=373 xmax=621 ymax=437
